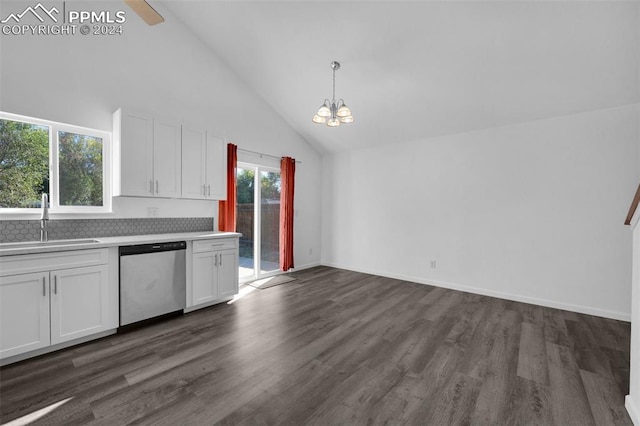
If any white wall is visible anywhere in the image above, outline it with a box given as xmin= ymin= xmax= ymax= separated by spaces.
xmin=0 ymin=1 xmax=322 ymax=268
xmin=322 ymin=105 xmax=639 ymax=320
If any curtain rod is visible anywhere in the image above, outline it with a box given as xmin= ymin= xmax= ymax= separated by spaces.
xmin=237 ymin=147 xmax=302 ymax=164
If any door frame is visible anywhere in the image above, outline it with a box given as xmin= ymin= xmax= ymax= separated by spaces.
xmin=237 ymin=161 xmax=281 ymax=283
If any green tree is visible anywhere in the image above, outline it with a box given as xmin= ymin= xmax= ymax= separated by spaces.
xmin=0 ymin=119 xmax=49 ymax=208
xmin=237 ymin=168 xmax=255 ymax=204
xmin=58 ymin=132 xmax=103 ymax=206
xmin=260 ymin=172 xmax=281 ymax=202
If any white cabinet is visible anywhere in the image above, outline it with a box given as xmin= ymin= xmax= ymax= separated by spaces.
xmin=50 ymin=265 xmax=110 ymax=345
xmin=181 ymin=126 xmax=227 ymax=200
xmin=113 ymin=109 xmax=182 ymax=198
xmin=188 ymin=237 xmax=239 ymax=309
xmin=181 ymin=126 xmax=207 ymax=200
xmin=153 ymin=118 xmax=182 ymax=198
xmin=0 ymin=272 xmax=50 ymax=359
xmin=0 ymin=249 xmax=115 ymax=361
xmin=192 ymin=251 xmax=218 ymax=305
xmin=217 ymin=250 xmax=238 ymax=299
xmin=114 ymin=109 xmax=153 ymax=197
xmin=205 ymin=133 xmax=227 ymax=200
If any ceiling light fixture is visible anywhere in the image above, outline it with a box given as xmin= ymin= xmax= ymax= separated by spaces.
xmin=313 ymin=61 xmax=354 ymax=127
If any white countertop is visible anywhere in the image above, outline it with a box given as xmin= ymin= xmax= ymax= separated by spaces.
xmin=0 ymin=232 xmax=241 ymax=257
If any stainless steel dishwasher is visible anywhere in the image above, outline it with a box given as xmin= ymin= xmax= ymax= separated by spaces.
xmin=119 ymin=241 xmax=186 ymax=326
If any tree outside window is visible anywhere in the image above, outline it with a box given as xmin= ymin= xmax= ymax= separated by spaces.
xmin=0 ymin=120 xmax=49 ymax=208
xmin=0 ymin=114 xmax=110 ymax=212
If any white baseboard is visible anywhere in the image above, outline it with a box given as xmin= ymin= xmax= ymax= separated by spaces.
xmin=322 ymin=261 xmax=631 ymax=322
xmin=627 ymin=395 xmax=640 ymax=425
xmin=291 ymin=262 xmax=321 ymax=272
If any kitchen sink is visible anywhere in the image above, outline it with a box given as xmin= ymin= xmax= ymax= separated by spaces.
xmin=0 ymin=239 xmax=101 ymax=249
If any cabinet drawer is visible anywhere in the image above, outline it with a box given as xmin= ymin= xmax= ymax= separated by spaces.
xmin=192 ymin=238 xmax=238 ymax=253
xmin=0 ymin=249 xmax=109 ymax=277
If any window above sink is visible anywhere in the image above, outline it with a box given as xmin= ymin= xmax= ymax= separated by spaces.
xmin=0 ymin=111 xmax=112 ymax=216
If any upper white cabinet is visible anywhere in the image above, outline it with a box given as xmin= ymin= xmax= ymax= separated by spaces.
xmin=114 ymin=109 xmax=182 ymax=198
xmin=114 ymin=108 xmax=226 ymax=200
xmin=181 ymin=126 xmax=207 ymax=200
xmin=181 ymin=125 xmax=227 ymax=200
xmin=205 ymin=134 xmax=227 ymax=200
xmin=153 ymin=118 xmax=182 ymax=198
xmin=114 ymin=109 xmax=153 ymax=197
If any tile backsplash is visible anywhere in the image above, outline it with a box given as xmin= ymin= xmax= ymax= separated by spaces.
xmin=0 ymin=217 xmax=214 ymax=243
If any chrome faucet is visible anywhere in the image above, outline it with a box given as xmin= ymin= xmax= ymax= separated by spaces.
xmin=40 ymin=193 xmax=49 ymax=242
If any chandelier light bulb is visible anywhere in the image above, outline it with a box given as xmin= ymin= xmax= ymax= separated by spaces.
xmin=317 ymin=104 xmax=331 ymax=117
xmin=336 ymin=104 xmax=351 ymax=118
xmin=312 ymin=114 xmax=327 ymax=124
xmin=327 ymin=118 xmax=341 ymax=127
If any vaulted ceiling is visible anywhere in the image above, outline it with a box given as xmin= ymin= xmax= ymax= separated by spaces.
xmin=159 ymin=1 xmax=639 ymax=153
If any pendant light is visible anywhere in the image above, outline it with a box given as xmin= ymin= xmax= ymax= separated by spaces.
xmin=313 ymin=61 xmax=354 ymax=127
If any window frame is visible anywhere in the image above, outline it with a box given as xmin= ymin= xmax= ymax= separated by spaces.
xmin=0 ymin=111 xmax=112 ymax=216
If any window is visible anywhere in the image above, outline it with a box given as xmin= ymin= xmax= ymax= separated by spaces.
xmin=0 ymin=112 xmax=111 ymax=213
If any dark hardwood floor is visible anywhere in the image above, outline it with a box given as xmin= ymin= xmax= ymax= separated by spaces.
xmin=0 ymin=266 xmax=633 ymax=425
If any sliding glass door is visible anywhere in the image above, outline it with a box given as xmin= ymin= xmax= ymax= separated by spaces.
xmin=236 ymin=163 xmax=281 ymax=282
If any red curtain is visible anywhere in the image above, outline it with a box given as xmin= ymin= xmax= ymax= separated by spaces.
xmin=280 ymin=157 xmax=296 ymax=271
xmin=218 ymin=143 xmax=237 ymax=232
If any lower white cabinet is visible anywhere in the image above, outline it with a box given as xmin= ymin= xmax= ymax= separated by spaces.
xmin=50 ymin=265 xmax=110 ymax=345
xmin=218 ymin=250 xmax=239 ymax=299
xmin=0 ymin=249 xmax=115 ymax=360
xmin=192 ymin=251 xmax=218 ymax=305
xmin=0 ymin=272 xmax=50 ymax=358
xmin=189 ymin=238 xmax=239 ymax=308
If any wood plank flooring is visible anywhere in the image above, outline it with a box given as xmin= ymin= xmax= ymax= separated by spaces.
xmin=0 ymin=266 xmax=633 ymax=425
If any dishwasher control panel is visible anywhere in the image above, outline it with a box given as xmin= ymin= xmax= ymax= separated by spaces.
xmin=119 ymin=241 xmax=187 ymax=256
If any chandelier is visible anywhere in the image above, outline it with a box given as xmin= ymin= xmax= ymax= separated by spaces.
xmin=312 ymin=61 xmax=354 ymax=127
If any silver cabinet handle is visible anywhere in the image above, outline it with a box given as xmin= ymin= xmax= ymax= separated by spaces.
xmin=43 ymin=277 xmax=46 ymax=296
xmin=155 ymin=180 xmax=159 ymax=194
xmin=150 ymin=180 xmax=154 ymax=194
xmin=203 ymin=184 xmax=207 ymax=196
xmin=208 ymin=185 xmax=211 ymax=196
xmin=215 ymin=253 xmax=218 ymax=267
xmin=54 ymin=275 xmax=57 ymax=294
xmin=219 ymin=254 xmax=222 ymax=266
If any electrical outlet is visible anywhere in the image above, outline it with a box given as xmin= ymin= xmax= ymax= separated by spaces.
xmin=147 ymin=207 xmax=158 ymax=218
xmin=430 ymin=260 xmax=436 ymax=269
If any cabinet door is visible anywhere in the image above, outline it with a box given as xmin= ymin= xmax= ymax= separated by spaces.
xmin=218 ymin=249 xmax=239 ymax=299
xmin=50 ymin=265 xmax=110 ymax=345
xmin=205 ymin=134 xmax=227 ymax=200
xmin=192 ymin=251 xmax=218 ymax=306
xmin=119 ymin=110 xmax=154 ymax=197
xmin=153 ymin=118 xmax=182 ymax=198
xmin=181 ymin=126 xmax=207 ymax=199
xmin=0 ymin=272 xmax=50 ymax=359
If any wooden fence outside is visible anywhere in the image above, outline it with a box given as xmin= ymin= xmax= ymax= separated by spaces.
xmin=237 ymin=203 xmax=280 ymax=262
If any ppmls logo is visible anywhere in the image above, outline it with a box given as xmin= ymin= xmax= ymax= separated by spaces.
xmin=1 ymin=2 xmax=126 ymax=36
xmin=1 ymin=3 xmax=59 ymax=24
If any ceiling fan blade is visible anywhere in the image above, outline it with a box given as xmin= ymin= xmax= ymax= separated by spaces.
xmin=123 ymin=0 xmax=164 ymax=26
